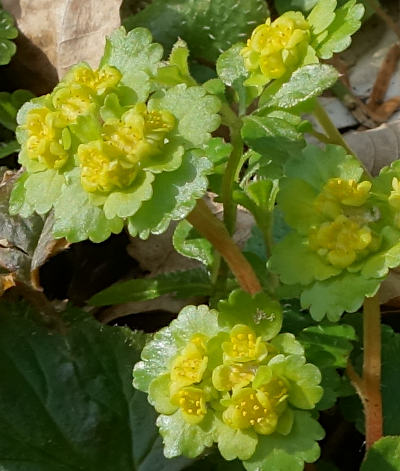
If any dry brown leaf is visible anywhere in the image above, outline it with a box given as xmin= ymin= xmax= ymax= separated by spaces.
xmin=344 ymin=120 xmax=400 ymax=175
xmin=2 ymin=0 xmax=122 ymax=93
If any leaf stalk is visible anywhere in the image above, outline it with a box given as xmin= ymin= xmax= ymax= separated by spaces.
xmin=187 ymin=199 xmax=262 ymax=295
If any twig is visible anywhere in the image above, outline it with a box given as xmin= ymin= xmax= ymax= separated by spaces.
xmin=368 ymin=44 xmax=400 ymax=111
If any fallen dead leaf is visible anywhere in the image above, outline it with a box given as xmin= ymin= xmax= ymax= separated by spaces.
xmin=2 ymin=0 xmax=122 ymax=93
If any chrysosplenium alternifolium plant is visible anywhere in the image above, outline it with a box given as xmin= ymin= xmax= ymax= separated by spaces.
xmin=9 ymin=0 xmax=396 ymax=467
xmin=10 ymin=28 xmax=220 ymax=242
xmin=133 ymin=290 xmax=323 ymax=464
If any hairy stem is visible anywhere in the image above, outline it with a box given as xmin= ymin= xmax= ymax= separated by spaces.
xmin=221 ymin=104 xmax=244 ymax=234
xmin=363 ymin=293 xmax=383 ymax=449
xmin=187 ymin=199 xmax=262 ymax=295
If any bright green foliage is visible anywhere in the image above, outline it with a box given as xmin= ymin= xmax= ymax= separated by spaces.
xmin=173 ymin=220 xmax=214 ymax=267
xmin=124 ymin=0 xmax=269 ymax=63
xmin=0 ymin=8 xmax=17 ymax=65
xmin=133 ymin=297 xmax=323 ymax=466
xmin=361 ymin=436 xmax=400 ymax=471
xmin=269 ymin=144 xmax=400 ymax=320
xmin=259 ymin=64 xmax=338 ymax=110
xmin=240 ymin=0 xmax=363 ymax=89
xmin=10 ymin=28 xmax=220 ymax=242
xmin=0 ymin=301 xmax=191 ymax=471
xmin=310 ymin=0 xmax=365 ymax=59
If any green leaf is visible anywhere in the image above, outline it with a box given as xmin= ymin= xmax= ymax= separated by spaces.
xmin=315 ymin=0 xmax=365 ymax=59
xmin=214 ymin=417 xmax=258 ymax=460
xmin=23 ymin=169 xmax=65 ymax=215
xmin=269 ymin=232 xmax=341 ymax=286
xmin=202 ymin=137 xmax=232 ymax=167
xmin=0 ymin=90 xmax=35 ymax=131
xmin=148 ymin=84 xmax=221 ymax=147
xmin=0 ymin=8 xmax=17 ymax=65
xmin=241 ymin=114 xmax=304 ymax=166
xmin=300 ymin=273 xmax=381 ymax=321
xmin=243 ymin=411 xmax=324 ymax=471
xmin=298 ymin=323 xmax=357 ymax=410
xmin=128 ymin=151 xmax=211 ymax=239
xmin=260 ymin=65 xmax=338 ymax=111
xmin=124 ymin=0 xmax=269 ymax=63
xmin=53 ymin=171 xmax=123 ymax=243
xmin=299 ymin=324 xmax=357 ymax=368
xmin=0 ymin=139 xmax=19 ymax=158
xmin=100 ymin=27 xmax=163 ymax=102
xmin=157 ymin=39 xmax=197 ymax=87
xmin=218 ymin=289 xmax=283 ymax=340
xmin=103 ymin=171 xmax=154 ymax=219
xmin=216 ymin=44 xmax=252 ymax=110
xmin=307 ymin=0 xmax=336 ymax=35
xmin=173 ymin=219 xmax=214 ymax=267
xmin=284 ymin=144 xmax=363 ymax=191
xmin=0 ymin=301 xmax=190 ymax=471
xmin=157 ymin=411 xmax=215 ymax=458
xmin=361 ymin=436 xmax=400 ymax=471
xmin=89 ymin=268 xmax=212 ymax=306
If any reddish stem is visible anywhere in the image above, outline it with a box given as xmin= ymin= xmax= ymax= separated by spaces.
xmin=187 ymin=199 xmax=262 ymax=295
xmin=363 ymin=294 xmax=383 ymax=448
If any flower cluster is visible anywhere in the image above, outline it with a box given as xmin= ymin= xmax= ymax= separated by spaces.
xmin=133 ymin=291 xmax=323 ymax=462
xmin=19 ymin=63 xmax=178 ymax=194
xmin=269 ymin=145 xmax=400 ymax=321
xmin=11 ymin=28 xmax=220 ymax=242
xmin=240 ymin=0 xmax=364 ymax=88
xmin=241 ymin=12 xmax=311 ymax=87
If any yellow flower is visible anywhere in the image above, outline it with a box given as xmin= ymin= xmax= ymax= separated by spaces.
xmin=77 ymin=140 xmax=139 ymax=193
xmin=65 ymin=64 xmax=122 ymax=94
xmin=222 ymin=324 xmax=268 ymax=363
xmin=241 ymin=11 xmax=311 ymax=86
xmin=309 ymin=214 xmax=373 ymax=268
xmin=24 ymin=107 xmax=69 ymax=169
xmin=171 ymin=387 xmax=207 ymax=424
xmin=212 ymin=362 xmax=255 ymax=392
xmin=102 ymin=103 xmax=176 ymax=163
xmin=170 ymin=335 xmax=208 ymax=393
xmin=52 ymin=84 xmax=95 ymax=123
xmin=315 ymin=178 xmax=372 ymax=218
xmin=222 ymin=387 xmax=279 ymax=435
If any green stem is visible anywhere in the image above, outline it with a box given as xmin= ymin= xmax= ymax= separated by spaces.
xmin=220 ymin=104 xmax=244 ymax=234
xmin=313 ymin=100 xmax=371 ymax=177
xmin=187 ymin=199 xmax=262 ymax=295
xmin=313 ymin=100 xmax=355 ymax=155
xmin=363 ymin=293 xmax=383 ymax=449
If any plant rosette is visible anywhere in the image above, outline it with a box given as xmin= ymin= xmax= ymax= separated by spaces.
xmin=269 ymin=144 xmax=400 ymax=321
xmin=133 ymin=290 xmax=324 ymax=469
xmin=9 ymin=27 xmax=220 ymax=242
xmin=239 ymin=0 xmax=364 ymax=90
